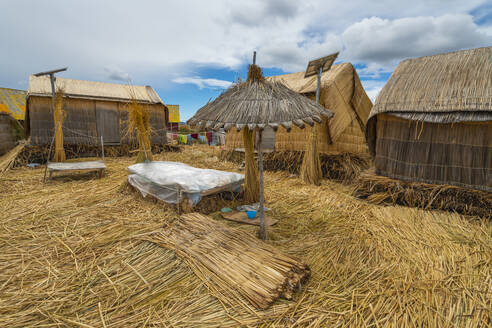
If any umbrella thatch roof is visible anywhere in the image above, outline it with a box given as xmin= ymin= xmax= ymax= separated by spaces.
xmin=188 ymin=65 xmax=334 ymax=132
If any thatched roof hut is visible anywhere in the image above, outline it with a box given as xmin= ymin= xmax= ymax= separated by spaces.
xmin=25 ymin=76 xmax=168 ymax=146
xmin=0 ymin=113 xmax=17 ymax=156
xmin=0 ymin=88 xmax=26 ymax=155
xmin=225 ymin=63 xmax=373 ymax=154
xmin=366 ymin=46 xmax=492 ymax=192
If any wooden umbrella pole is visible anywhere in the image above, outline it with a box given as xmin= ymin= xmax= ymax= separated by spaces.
xmin=257 ymin=128 xmax=267 ymax=240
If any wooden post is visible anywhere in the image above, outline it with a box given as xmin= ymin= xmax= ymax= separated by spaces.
xmin=257 ymin=128 xmax=267 ymax=240
xmin=316 ymin=66 xmax=322 ymax=103
xmin=253 ymin=51 xmax=256 ymax=65
xmin=100 ymin=135 xmax=105 ymax=161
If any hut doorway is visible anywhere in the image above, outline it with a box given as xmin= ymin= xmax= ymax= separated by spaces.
xmin=95 ymin=101 xmax=120 ymax=144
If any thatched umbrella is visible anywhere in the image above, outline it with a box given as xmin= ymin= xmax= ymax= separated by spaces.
xmin=188 ymin=55 xmax=333 ymax=239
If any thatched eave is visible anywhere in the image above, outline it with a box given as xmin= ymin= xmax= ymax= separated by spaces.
xmin=187 ymin=74 xmax=334 ymax=131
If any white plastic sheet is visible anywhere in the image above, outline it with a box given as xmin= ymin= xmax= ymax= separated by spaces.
xmin=128 ymin=161 xmax=244 ymax=205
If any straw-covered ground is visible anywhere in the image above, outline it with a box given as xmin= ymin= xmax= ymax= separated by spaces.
xmin=0 ymin=145 xmax=490 ymax=327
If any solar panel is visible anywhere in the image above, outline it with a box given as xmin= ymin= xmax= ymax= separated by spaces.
xmin=304 ymin=53 xmax=339 ymax=78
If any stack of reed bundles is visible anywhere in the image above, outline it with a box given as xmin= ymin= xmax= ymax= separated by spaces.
xmin=353 ymin=169 xmax=492 ymax=218
xmin=145 ymin=213 xmax=310 ymax=310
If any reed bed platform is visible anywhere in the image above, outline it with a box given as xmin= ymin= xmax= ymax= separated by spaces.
xmin=0 ymin=145 xmax=490 ymax=327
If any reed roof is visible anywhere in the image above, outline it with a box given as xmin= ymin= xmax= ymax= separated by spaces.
xmin=0 ymin=88 xmax=26 ymax=120
xmin=268 ymin=63 xmax=352 ymax=94
xmin=188 ymin=65 xmax=333 ymax=132
xmin=369 ymin=46 xmax=492 ymax=123
xmin=366 ymin=46 xmax=492 ymax=158
xmin=28 ymin=75 xmax=164 ymax=105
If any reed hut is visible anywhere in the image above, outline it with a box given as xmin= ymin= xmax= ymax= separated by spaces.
xmin=0 ymin=88 xmax=26 ymax=155
xmin=354 ymin=47 xmax=492 ymax=217
xmin=25 ymin=76 xmax=168 ymax=147
xmin=365 ymin=47 xmax=491 ymax=192
xmin=0 ymin=113 xmax=16 ymax=155
xmin=223 ymin=62 xmax=373 ymax=181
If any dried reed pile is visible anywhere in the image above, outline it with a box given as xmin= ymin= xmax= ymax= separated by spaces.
xmin=353 ymin=169 xmax=492 ymax=218
xmin=0 ymin=145 xmax=490 ymax=327
xmin=0 ymin=142 xmax=25 ymax=173
xmin=221 ymin=149 xmax=370 ymax=183
xmin=145 ymin=213 xmax=310 ymax=310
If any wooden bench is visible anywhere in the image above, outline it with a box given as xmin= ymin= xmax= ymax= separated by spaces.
xmin=47 ymin=161 xmax=107 ymax=179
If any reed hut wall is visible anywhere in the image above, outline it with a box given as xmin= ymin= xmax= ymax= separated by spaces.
xmin=374 ymin=113 xmax=491 ymax=192
xmin=225 ymin=62 xmax=372 ymax=154
xmin=26 ymin=96 xmax=167 ymax=146
xmin=0 ymin=113 xmax=16 ymax=155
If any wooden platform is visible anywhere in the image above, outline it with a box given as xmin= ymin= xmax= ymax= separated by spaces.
xmin=47 ymin=161 xmax=106 ymax=179
xmin=221 ymin=210 xmax=277 ymax=226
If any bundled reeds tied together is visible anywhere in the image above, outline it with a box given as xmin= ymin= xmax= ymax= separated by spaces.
xmin=353 ymin=169 xmax=492 ymax=218
xmin=145 ymin=213 xmax=310 ymax=310
xmin=300 ymin=126 xmax=322 ymax=185
xmin=242 ymin=128 xmax=259 ymax=203
xmin=126 ymin=87 xmax=153 ymax=163
xmin=52 ymin=88 xmax=66 ymax=162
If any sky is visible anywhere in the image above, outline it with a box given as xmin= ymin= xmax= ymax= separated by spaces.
xmin=1 ymin=1 xmax=491 ymax=121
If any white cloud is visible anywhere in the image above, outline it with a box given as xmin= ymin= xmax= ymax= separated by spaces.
xmin=104 ymin=66 xmax=131 ymax=82
xmin=342 ymin=14 xmax=490 ymax=69
xmin=172 ymin=77 xmax=233 ymax=90
xmin=0 ymin=0 xmax=490 ymax=90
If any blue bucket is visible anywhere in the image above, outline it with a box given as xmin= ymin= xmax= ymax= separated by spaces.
xmin=246 ymin=211 xmax=257 ymax=219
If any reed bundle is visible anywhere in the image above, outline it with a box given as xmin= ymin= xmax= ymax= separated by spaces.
xmin=0 ymin=142 xmax=25 ymax=173
xmin=126 ymin=89 xmax=153 ymax=163
xmin=242 ymin=128 xmax=259 ymax=202
xmin=145 ymin=213 xmax=310 ymax=310
xmin=0 ymin=145 xmax=490 ymax=327
xmin=52 ymin=89 xmax=66 ymax=162
xmin=353 ymin=169 xmax=492 ymax=218
xmin=300 ymin=128 xmax=322 ymax=185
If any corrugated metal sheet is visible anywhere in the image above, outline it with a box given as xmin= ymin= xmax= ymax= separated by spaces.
xmin=0 ymin=88 xmax=26 ymax=120
xmin=167 ymin=104 xmax=180 ymax=123
xmin=28 ymin=76 xmax=164 ymax=104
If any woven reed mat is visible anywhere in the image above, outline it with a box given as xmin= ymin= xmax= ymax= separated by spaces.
xmin=143 ymin=213 xmax=310 ymax=310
